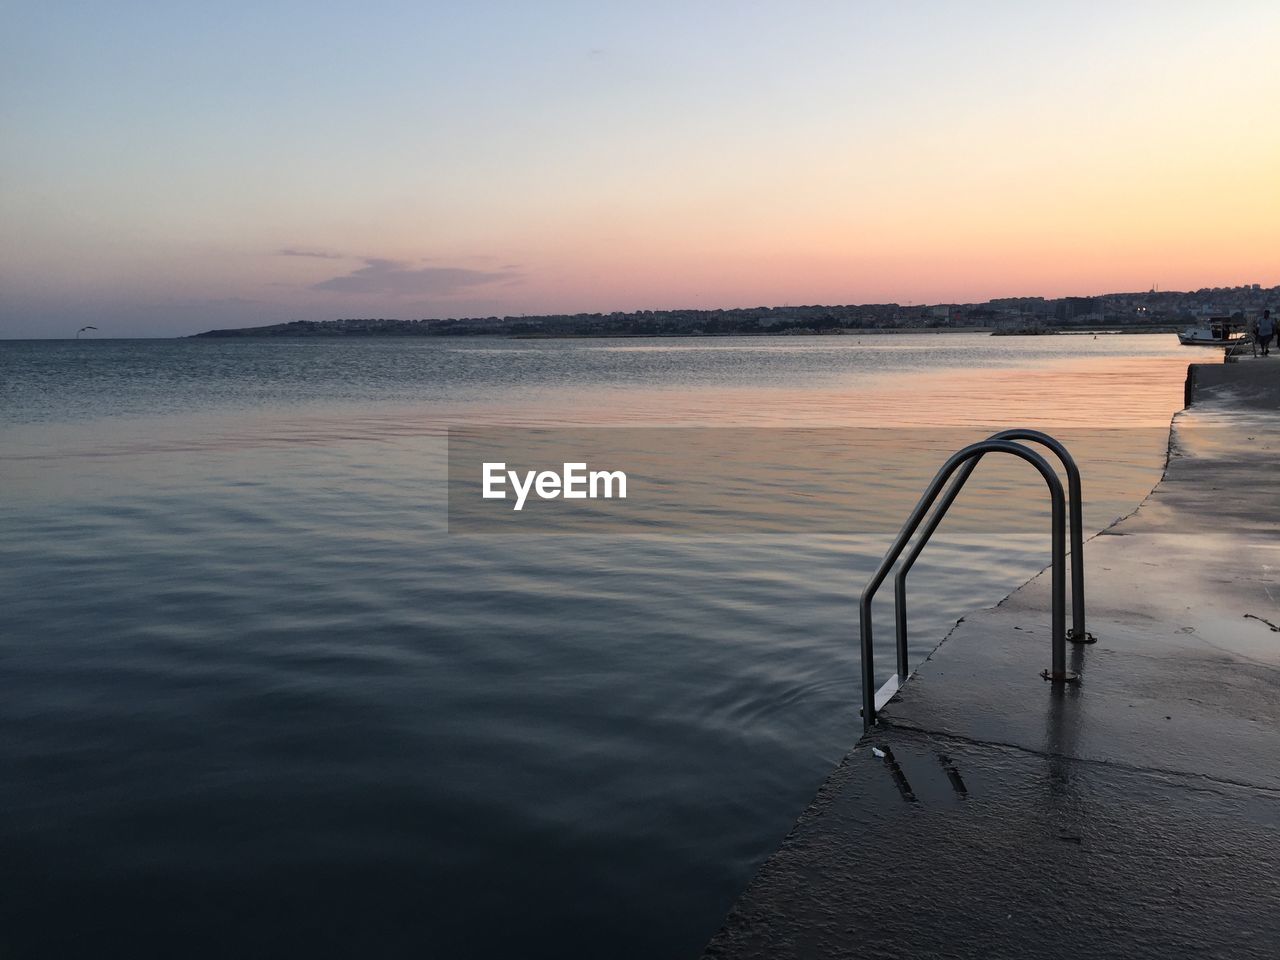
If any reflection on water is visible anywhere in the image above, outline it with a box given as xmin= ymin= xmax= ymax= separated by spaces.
xmin=0 ymin=334 xmax=1189 ymax=958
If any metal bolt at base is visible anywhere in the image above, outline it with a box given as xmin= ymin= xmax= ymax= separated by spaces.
xmin=1067 ymin=628 xmax=1097 ymax=644
xmin=1041 ymin=669 xmax=1081 ymax=684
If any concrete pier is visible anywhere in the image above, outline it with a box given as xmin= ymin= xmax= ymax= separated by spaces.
xmin=704 ymin=361 xmax=1280 ymax=959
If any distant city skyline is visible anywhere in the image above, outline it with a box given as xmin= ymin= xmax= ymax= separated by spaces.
xmin=3 ymin=1 xmax=1278 ymax=338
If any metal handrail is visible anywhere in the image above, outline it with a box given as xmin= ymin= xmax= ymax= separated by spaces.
xmin=859 ymin=439 xmax=1075 ymax=730
xmin=891 ymin=429 xmax=1094 ymax=682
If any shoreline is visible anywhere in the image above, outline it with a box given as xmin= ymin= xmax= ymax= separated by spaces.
xmin=182 ymin=325 xmax=1181 ymax=341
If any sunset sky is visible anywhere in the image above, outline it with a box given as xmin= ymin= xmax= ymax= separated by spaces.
xmin=3 ymin=1 xmax=1278 ymax=337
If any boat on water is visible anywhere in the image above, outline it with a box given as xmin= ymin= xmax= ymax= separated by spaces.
xmin=1178 ymin=317 xmax=1250 ymax=347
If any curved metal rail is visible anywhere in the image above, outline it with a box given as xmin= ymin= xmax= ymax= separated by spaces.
xmin=859 ymin=439 xmax=1076 ymax=730
xmin=890 ymin=429 xmax=1094 ymax=681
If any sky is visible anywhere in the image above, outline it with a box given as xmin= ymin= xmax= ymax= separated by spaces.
xmin=2 ymin=1 xmax=1278 ymax=338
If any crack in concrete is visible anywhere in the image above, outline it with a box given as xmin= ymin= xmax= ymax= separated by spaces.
xmin=878 ymin=719 xmax=1280 ymax=798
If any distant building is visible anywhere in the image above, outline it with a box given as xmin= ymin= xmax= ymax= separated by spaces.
xmin=989 ymin=297 xmax=1046 ymax=313
xmin=1054 ymin=297 xmax=1098 ymax=322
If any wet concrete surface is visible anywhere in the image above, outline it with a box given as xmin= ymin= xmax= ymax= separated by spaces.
xmin=704 ymin=360 xmax=1280 ymax=959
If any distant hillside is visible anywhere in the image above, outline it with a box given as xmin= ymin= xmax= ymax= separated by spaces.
xmin=191 ymin=285 xmax=1277 ymax=339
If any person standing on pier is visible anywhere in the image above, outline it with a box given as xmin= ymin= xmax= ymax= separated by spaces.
xmin=1257 ymin=310 xmax=1274 ymax=357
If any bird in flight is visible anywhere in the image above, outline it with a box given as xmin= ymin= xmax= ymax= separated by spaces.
xmin=76 ymin=325 xmax=98 ymax=339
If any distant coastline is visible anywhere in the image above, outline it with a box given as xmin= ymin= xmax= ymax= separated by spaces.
xmin=188 ymin=323 xmax=1184 ymax=341
xmin=189 ymin=284 xmax=1274 ymax=340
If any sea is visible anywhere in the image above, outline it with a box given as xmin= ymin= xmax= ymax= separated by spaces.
xmin=0 ymin=333 xmax=1190 ymax=958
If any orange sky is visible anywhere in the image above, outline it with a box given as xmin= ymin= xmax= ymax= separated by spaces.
xmin=2 ymin=2 xmax=1278 ymax=335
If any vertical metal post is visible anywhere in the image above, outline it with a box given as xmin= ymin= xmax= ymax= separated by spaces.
xmin=1048 ymin=483 xmax=1067 ymax=680
xmin=893 ymin=582 xmax=909 ymax=682
xmin=859 ymin=600 xmax=876 ymax=729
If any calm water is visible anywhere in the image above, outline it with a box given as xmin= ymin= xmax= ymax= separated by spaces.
xmin=0 ymin=334 xmax=1189 ymax=958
